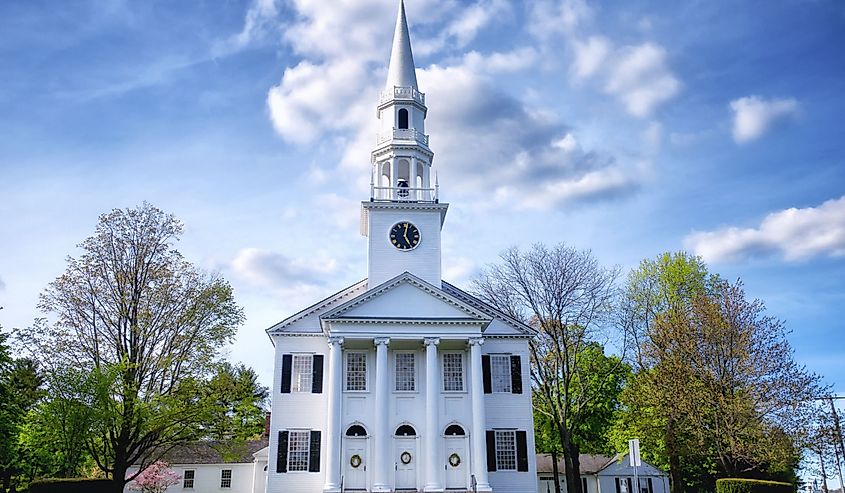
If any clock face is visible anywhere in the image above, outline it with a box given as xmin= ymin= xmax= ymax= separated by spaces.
xmin=389 ymin=222 xmax=421 ymax=250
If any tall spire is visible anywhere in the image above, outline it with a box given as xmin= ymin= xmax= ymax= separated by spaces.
xmin=385 ymin=0 xmax=418 ymax=90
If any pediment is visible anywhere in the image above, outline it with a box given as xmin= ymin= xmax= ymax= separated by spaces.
xmin=321 ymin=272 xmax=490 ymax=323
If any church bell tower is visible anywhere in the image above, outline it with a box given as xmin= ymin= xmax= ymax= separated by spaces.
xmin=361 ymin=0 xmax=448 ymax=289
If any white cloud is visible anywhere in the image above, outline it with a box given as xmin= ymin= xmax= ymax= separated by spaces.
xmin=684 ymin=196 xmax=845 ymax=263
xmin=604 ymin=43 xmax=681 ymax=118
xmin=263 ymin=0 xmax=645 ymax=210
xmin=529 ymin=0 xmax=593 ymax=38
xmin=231 ymin=248 xmax=338 ymax=290
xmin=730 ymin=95 xmax=799 ymax=144
xmin=571 ymin=36 xmax=610 ymax=80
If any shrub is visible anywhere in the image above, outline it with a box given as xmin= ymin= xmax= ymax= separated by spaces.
xmin=716 ymin=478 xmax=793 ymax=493
xmin=29 ymin=478 xmax=113 ymax=493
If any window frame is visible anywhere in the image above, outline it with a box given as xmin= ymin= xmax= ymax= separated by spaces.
xmin=394 ymin=351 xmax=416 ymax=392
xmin=220 ymin=469 xmax=232 ymax=489
xmin=182 ymin=469 xmax=195 ymax=489
xmin=490 ymin=354 xmax=512 ymax=393
xmin=287 ymin=430 xmax=311 ymax=472
xmin=345 ymin=352 xmax=368 ymax=392
xmin=290 ymin=354 xmax=313 ymax=393
xmin=442 ymin=352 xmax=465 ymax=392
xmin=494 ymin=429 xmax=517 ymax=471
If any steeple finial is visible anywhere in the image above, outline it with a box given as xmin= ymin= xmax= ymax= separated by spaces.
xmin=385 ymin=0 xmax=418 ymax=90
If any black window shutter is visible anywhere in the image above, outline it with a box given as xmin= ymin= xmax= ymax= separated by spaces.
xmin=485 ymin=430 xmax=497 ymax=472
xmin=510 ymin=355 xmax=523 ymax=394
xmin=648 ymin=478 xmax=653 ymax=493
xmin=281 ymin=355 xmax=292 ymax=394
xmin=309 ymin=430 xmax=321 ymax=472
xmin=615 ymin=478 xmax=621 ymax=493
xmin=516 ymin=430 xmax=528 ymax=471
xmin=482 ymin=355 xmax=492 ymax=394
xmin=312 ymin=355 xmax=324 ymax=393
xmin=627 ymin=478 xmax=633 ymax=493
xmin=277 ymin=431 xmax=289 ymax=473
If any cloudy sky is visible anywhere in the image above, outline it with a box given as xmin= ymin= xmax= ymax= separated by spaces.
xmin=1 ymin=0 xmax=844 ymax=411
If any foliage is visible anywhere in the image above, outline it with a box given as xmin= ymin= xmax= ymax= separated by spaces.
xmin=617 ymin=252 xmax=818 ymax=492
xmin=715 ymin=478 xmax=792 ymax=493
xmin=126 ymin=461 xmax=181 ymax=493
xmin=473 ymin=243 xmax=624 ymax=493
xmin=15 ymin=203 xmax=246 ymax=492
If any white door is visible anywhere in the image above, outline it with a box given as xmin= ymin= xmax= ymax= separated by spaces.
xmin=445 ymin=437 xmax=467 ymax=490
xmin=344 ymin=438 xmax=367 ymax=490
xmin=395 ymin=439 xmax=416 ymax=490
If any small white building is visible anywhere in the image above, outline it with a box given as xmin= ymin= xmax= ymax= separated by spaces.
xmin=125 ymin=439 xmax=269 ymax=493
xmin=537 ymin=454 xmax=669 ymax=493
xmin=263 ymin=1 xmax=538 ymax=492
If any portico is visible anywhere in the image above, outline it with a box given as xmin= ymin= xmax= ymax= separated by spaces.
xmin=319 ymin=331 xmax=492 ymax=493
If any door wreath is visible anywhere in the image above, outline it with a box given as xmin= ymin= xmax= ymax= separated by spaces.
xmin=448 ymin=453 xmax=461 ymax=468
xmin=350 ymin=454 xmax=362 ymax=468
xmin=400 ymin=451 xmax=412 ymax=464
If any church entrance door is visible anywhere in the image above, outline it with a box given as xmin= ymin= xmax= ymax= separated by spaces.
xmin=344 ymin=438 xmax=367 ymax=490
xmin=444 ymin=437 xmax=467 ymax=490
xmin=395 ymin=438 xmax=417 ymax=490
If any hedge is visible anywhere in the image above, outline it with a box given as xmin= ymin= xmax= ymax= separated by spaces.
xmin=716 ymin=478 xmax=793 ymax=493
xmin=29 ymin=478 xmax=114 ymax=493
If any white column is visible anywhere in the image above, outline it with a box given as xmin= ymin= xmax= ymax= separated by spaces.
xmin=323 ymin=337 xmax=344 ymax=492
xmin=391 ymin=158 xmax=399 ymax=189
xmin=469 ymin=337 xmax=492 ymax=491
xmin=373 ymin=338 xmax=391 ymax=493
xmin=424 ymin=337 xmax=443 ymax=492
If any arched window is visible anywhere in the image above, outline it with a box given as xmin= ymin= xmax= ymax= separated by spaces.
xmin=346 ymin=425 xmax=367 ymax=437
xmin=398 ymin=108 xmax=409 ymax=129
xmin=444 ymin=424 xmax=465 ymax=436
xmin=395 ymin=424 xmax=417 ymax=436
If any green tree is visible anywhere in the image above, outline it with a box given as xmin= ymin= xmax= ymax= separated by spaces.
xmin=618 ymin=253 xmax=819 ymax=492
xmin=17 ymin=203 xmax=245 ymax=493
xmin=619 ymin=252 xmax=714 ymax=493
xmin=473 ymin=244 xmax=624 ymax=493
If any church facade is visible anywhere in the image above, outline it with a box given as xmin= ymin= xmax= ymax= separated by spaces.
xmin=265 ymin=2 xmax=537 ymax=492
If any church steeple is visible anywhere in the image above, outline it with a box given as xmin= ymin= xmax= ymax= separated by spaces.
xmin=385 ymin=0 xmax=418 ymax=90
xmin=369 ymin=0 xmax=433 ymax=204
xmin=361 ymin=0 xmax=448 ymax=290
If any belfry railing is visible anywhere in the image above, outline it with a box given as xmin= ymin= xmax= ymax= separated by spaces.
xmin=371 ymin=186 xmax=437 ymax=203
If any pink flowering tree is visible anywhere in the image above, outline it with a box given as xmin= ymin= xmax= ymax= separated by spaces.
xmin=127 ymin=460 xmax=182 ymax=493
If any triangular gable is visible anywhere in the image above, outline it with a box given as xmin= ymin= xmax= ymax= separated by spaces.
xmin=441 ymin=281 xmax=536 ymax=337
xmin=322 ymin=272 xmax=490 ymax=323
xmin=266 ymin=279 xmax=368 ymax=335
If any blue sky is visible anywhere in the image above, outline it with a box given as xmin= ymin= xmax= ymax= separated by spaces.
xmin=1 ymin=0 xmax=844 ymax=439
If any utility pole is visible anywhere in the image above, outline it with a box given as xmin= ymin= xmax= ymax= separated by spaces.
xmin=829 ymin=397 xmax=845 ymax=474
xmin=819 ymin=449 xmax=829 ymax=493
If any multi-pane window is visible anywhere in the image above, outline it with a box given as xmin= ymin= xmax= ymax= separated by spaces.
xmin=495 ymin=430 xmax=517 ymax=471
xmin=220 ymin=469 xmax=232 ymax=488
xmin=183 ymin=470 xmax=195 ymax=489
xmin=490 ymin=355 xmax=512 ymax=393
xmin=291 ymin=355 xmax=313 ymax=393
xmin=346 ymin=352 xmax=367 ymax=391
xmin=287 ymin=430 xmax=311 ymax=471
xmin=443 ymin=353 xmax=463 ymax=391
xmin=395 ymin=353 xmax=415 ymax=391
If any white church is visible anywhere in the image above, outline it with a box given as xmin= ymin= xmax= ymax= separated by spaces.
xmin=265 ymin=2 xmax=538 ymax=492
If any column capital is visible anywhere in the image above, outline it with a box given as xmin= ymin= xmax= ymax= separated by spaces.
xmin=328 ymin=336 xmax=344 ymax=346
xmin=374 ymin=337 xmax=390 ymax=347
xmin=424 ymin=337 xmax=440 ymax=347
xmin=468 ymin=337 xmax=484 ymax=347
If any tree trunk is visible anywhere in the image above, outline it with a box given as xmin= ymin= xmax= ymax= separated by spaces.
xmin=551 ymin=448 xmax=562 ymax=493
xmin=666 ymin=417 xmax=684 ymax=493
xmin=559 ymin=427 xmax=582 ymax=493
xmin=110 ymin=471 xmax=127 ymax=493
